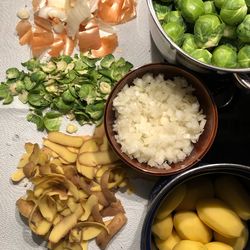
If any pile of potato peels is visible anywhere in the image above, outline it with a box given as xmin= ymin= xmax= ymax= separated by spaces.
xmin=11 ymin=125 xmax=128 ymax=250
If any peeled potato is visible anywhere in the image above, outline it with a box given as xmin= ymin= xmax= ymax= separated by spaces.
xmin=196 ymin=198 xmax=244 ymax=238
xmin=176 ymin=177 xmax=214 ymax=211
xmin=155 ymin=230 xmax=181 ymax=250
xmin=214 ymin=175 xmax=250 ymax=220
xmin=214 ymin=224 xmax=249 ymax=250
xmin=173 ymin=240 xmax=207 ymax=250
xmin=205 ymin=242 xmax=233 ymax=250
xmin=152 ymin=214 xmax=173 ymax=240
xmin=156 ymin=184 xmax=186 ymax=220
xmin=174 ymin=211 xmax=212 ymax=243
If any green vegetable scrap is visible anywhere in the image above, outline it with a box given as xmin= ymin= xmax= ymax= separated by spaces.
xmin=0 ymin=54 xmax=133 ymax=131
xmin=153 ymin=0 xmax=250 ymax=68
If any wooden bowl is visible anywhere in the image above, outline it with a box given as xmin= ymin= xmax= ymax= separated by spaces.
xmin=104 ymin=63 xmax=218 ymax=176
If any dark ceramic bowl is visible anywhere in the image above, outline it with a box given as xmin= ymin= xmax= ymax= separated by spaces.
xmin=141 ymin=163 xmax=250 ymax=250
xmin=104 ymin=63 xmax=218 ymax=176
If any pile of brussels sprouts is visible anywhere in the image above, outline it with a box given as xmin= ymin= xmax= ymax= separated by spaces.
xmin=153 ymin=0 xmax=250 ymax=68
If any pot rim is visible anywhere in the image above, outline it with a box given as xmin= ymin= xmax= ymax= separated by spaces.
xmin=141 ymin=163 xmax=250 ymax=250
xmin=146 ymin=0 xmax=250 ymax=74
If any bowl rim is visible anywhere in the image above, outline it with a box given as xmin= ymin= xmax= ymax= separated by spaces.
xmin=104 ymin=63 xmax=218 ymax=176
xmin=146 ymin=0 xmax=250 ymax=73
xmin=140 ymin=163 xmax=250 ymax=250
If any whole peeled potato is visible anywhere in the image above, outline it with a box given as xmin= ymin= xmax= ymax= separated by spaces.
xmin=156 ymin=184 xmax=186 ymax=220
xmin=214 ymin=224 xmax=249 ymax=250
xmin=173 ymin=240 xmax=207 ymax=250
xmin=176 ymin=177 xmax=214 ymax=211
xmin=196 ymin=198 xmax=244 ymax=238
xmin=174 ymin=211 xmax=212 ymax=243
xmin=214 ymin=175 xmax=250 ymax=220
xmin=152 ymin=214 xmax=173 ymax=240
xmin=155 ymin=230 xmax=181 ymax=250
xmin=205 ymin=242 xmax=233 ymax=250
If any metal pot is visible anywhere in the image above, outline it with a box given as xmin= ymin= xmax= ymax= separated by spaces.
xmin=141 ymin=163 xmax=250 ymax=250
xmin=146 ymin=0 xmax=250 ymax=89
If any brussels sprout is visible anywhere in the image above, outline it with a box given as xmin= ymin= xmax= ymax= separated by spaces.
xmin=194 ymin=14 xmax=225 ymax=49
xmin=21 ymin=58 xmax=40 ymax=71
xmin=153 ymin=0 xmax=171 ymax=21
xmin=174 ymin=0 xmax=182 ymax=10
xmin=212 ymin=44 xmax=238 ymax=68
xmin=0 ymin=84 xmax=9 ymax=99
xmin=86 ymin=102 xmax=105 ymax=120
xmin=182 ymin=34 xmax=198 ymax=53
xmin=180 ymin=0 xmax=205 ymax=23
xmin=6 ymin=68 xmax=20 ymax=79
xmin=190 ymin=49 xmax=212 ymax=64
xmin=28 ymin=93 xmax=50 ymax=108
xmin=214 ymin=0 xmax=226 ymax=9
xmin=220 ymin=0 xmax=247 ymax=25
xmin=164 ymin=11 xmax=185 ymax=24
xmin=100 ymin=54 xmax=115 ymax=68
xmin=238 ymin=45 xmax=250 ymax=68
xmin=246 ymin=0 xmax=250 ymax=9
xmin=24 ymin=76 xmax=36 ymax=91
xmin=27 ymin=112 xmax=44 ymax=131
xmin=41 ymin=61 xmax=56 ymax=73
xmin=43 ymin=112 xmax=62 ymax=132
xmin=162 ymin=22 xmax=185 ymax=46
xmin=223 ymin=25 xmax=237 ymax=39
xmin=62 ymin=89 xmax=75 ymax=103
xmin=237 ymin=14 xmax=250 ymax=43
xmin=204 ymin=1 xmax=217 ymax=14
xmin=30 ymin=71 xmax=47 ymax=83
xmin=78 ymin=84 xmax=96 ymax=104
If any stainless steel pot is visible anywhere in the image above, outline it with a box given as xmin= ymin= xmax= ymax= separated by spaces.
xmin=146 ymin=0 xmax=250 ymax=89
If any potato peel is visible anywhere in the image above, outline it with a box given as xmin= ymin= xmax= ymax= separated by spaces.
xmin=12 ymin=128 xmax=128 ymax=249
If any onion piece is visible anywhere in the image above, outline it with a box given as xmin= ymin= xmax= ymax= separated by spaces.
xmin=78 ymin=19 xmax=101 ymax=52
xmin=63 ymin=36 xmax=75 ymax=55
xmin=91 ymin=33 xmax=118 ymax=58
xmin=34 ymin=15 xmax=52 ymax=32
xmin=16 ymin=20 xmax=32 ymax=37
xmin=19 ymin=29 xmax=33 ymax=45
xmin=66 ymin=0 xmax=92 ymax=38
xmin=31 ymin=30 xmax=54 ymax=47
xmin=48 ymin=40 xmax=64 ymax=57
xmin=97 ymin=0 xmax=136 ymax=24
xmin=88 ymin=0 xmax=100 ymax=13
xmin=32 ymin=0 xmax=41 ymax=12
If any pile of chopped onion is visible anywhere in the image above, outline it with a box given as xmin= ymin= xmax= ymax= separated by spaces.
xmin=16 ymin=0 xmax=137 ymax=58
